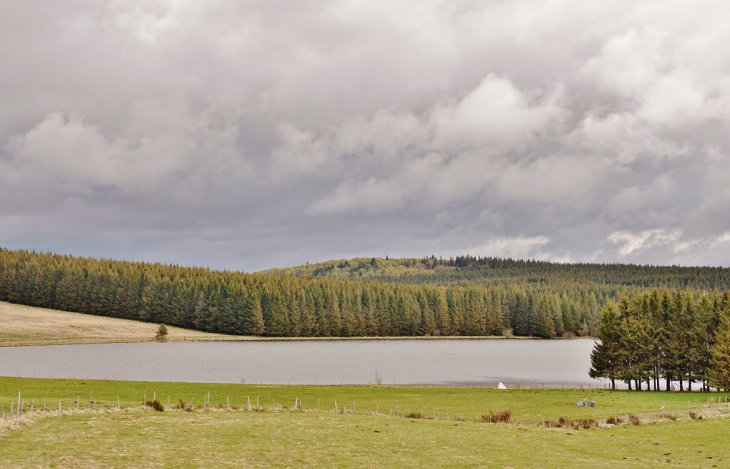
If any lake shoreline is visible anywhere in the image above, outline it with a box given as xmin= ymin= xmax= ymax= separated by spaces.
xmin=1 ymin=334 xmax=596 ymax=348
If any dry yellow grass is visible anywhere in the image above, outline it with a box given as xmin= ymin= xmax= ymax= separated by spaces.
xmin=0 ymin=301 xmax=242 ymax=346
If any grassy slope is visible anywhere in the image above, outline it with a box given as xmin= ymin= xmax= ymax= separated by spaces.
xmin=0 ymin=301 xmax=510 ymax=345
xmin=1 ymin=378 xmax=730 ymax=468
xmin=0 ymin=301 xmax=239 ymax=346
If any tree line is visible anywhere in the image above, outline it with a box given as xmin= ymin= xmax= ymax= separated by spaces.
xmin=0 ymin=248 xmax=610 ymax=338
xmin=273 ymin=255 xmax=730 ymax=292
xmin=589 ymin=289 xmax=730 ymax=391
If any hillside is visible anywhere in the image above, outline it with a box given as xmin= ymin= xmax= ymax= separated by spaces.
xmin=264 ymin=256 xmax=730 ymax=291
xmin=2 ymin=248 xmax=729 ymax=340
xmin=0 ymin=301 xmax=237 ymax=347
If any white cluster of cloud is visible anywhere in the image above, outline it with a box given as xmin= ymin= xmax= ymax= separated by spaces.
xmin=1 ymin=0 xmax=730 ymax=269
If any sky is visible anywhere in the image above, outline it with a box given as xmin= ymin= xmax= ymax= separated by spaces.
xmin=2 ymin=0 xmax=730 ymax=271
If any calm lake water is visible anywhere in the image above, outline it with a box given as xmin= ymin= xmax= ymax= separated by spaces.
xmin=0 ymin=339 xmax=605 ymax=387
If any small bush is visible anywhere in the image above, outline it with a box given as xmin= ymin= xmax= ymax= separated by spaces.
xmin=405 ymin=411 xmax=423 ymax=419
xmin=688 ymin=411 xmax=701 ymax=420
xmin=606 ymin=416 xmax=623 ymax=425
xmin=177 ymin=399 xmax=193 ymax=412
xmin=491 ymin=410 xmax=512 ymax=423
xmin=155 ymin=323 xmax=168 ymax=341
xmin=628 ymin=414 xmax=640 ymax=425
xmin=574 ymin=419 xmax=597 ymax=429
xmin=480 ymin=410 xmax=512 ymax=423
xmin=145 ymin=399 xmax=164 ymax=412
xmin=664 ymin=413 xmax=676 ymax=421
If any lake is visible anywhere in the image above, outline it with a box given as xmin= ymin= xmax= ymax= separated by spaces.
xmin=0 ymin=339 xmax=605 ymax=387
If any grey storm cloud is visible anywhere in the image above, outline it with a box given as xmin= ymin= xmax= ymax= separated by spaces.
xmin=2 ymin=0 xmax=730 ymax=270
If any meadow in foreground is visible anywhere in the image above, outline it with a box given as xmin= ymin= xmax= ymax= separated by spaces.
xmin=2 ymin=377 xmax=730 ymax=468
xmin=1 ymin=406 xmax=728 ymax=468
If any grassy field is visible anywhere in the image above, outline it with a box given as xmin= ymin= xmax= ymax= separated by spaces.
xmin=3 ymin=377 xmax=729 ymax=423
xmin=2 ymin=410 xmax=729 ymax=468
xmin=1 ymin=378 xmax=729 ymax=468
xmin=0 ymin=301 xmax=239 ymax=346
xmin=2 ymin=377 xmax=728 ymax=423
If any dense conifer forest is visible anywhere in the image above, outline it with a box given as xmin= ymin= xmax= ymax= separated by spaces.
xmin=589 ymin=289 xmax=730 ymax=391
xmin=2 ymin=248 xmax=730 ymax=339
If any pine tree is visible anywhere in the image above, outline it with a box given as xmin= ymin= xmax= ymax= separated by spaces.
xmin=248 ymin=294 xmax=265 ymax=336
xmin=590 ymin=303 xmax=622 ymax=389
xmin=709 ymin=313 xmax=730 ymax=391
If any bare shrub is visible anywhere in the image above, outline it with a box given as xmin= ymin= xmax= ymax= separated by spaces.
xmin=628 ymin=414 xmax=640 ymax=425
xmin=606 ymin=416 xmax=623 ymax=425
xmin=374 ymin=371 xmax=383 ymax=386
xmin=480 ymin=410 xmax=512 ymax=423
xmin=574 ymin=419 xmax=597 ymax=429
xmin=177 ymin=399 xmax=193 ymax=412
xmin=405 ymin=411 xmax=423 ymax=419
xmin=494 ymin=410 xmax=511 ymax=423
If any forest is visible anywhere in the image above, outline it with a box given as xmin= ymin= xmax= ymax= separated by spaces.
xmin=2 ymin=248 xmax=730 ymax=339
xmin=590 ymin=289 xmax=730 ymax=391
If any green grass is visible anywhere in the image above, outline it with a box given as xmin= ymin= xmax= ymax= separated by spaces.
xmin=3 ymin=377 xmax=730 ymax=468
xmin=2 ymin=408 xmax=729 ymax=468
xmin=2 ymin=377 xmax=729 ymax=423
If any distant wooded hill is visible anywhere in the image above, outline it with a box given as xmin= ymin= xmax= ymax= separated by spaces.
xmin=2 ymin=248 xmax=729 ymax=339
xmin=265 ymin=255 xmax=730 ymax=291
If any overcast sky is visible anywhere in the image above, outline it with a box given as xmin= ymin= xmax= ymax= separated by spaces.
xmin=2 ymin=0 xmax=730 ymax=271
